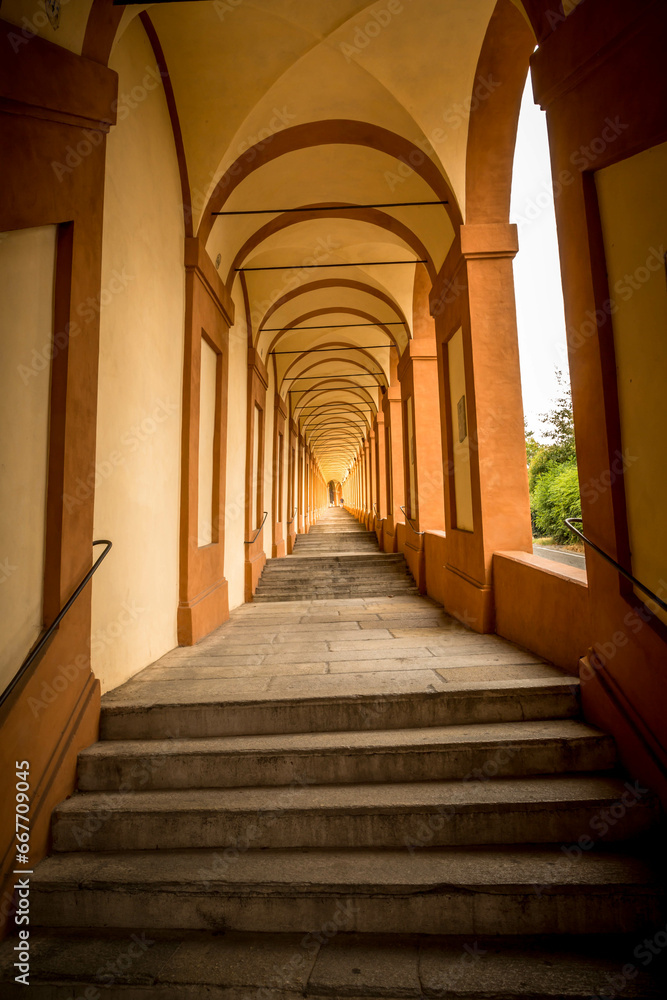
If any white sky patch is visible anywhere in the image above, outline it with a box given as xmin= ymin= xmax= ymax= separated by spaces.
xmin=511 ymin=70 xmax=569 ymax=439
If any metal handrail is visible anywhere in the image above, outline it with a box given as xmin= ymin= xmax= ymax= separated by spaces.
xmin=0 ymin=539 xmax=113 ymax=710
xmin=400 ymin=505 xmax=424 ymax=536
xmin=564 ymin=517 xmax=667 ymax=614
xmin=287 ymin=506 xmax=298 ymax=525
xmin=245 ymin=511 xmax=268 ymax=544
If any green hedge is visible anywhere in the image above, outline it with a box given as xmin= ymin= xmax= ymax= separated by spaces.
xmin=530 ymin=460 xmax=581 ymax=544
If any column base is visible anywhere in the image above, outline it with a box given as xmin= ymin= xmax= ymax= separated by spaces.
xmin=403 ymin=535 xmax=426 ymax=593
xmin=244 ymin=551 xmax=266 ymax=603
xmin=178 ymin=576 xmax=229 ymax=644
xmin=443 ymin=563 xmax=494 ymax=633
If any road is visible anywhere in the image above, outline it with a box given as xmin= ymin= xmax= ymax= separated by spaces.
xmin=532 ymin=544 xmax=586 ymax=570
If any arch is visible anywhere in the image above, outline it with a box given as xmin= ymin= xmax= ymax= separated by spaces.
xmin=82 ymin=0 xmax=125 ymax=65
xmin=282 ymin=356 xmax=386 ymax=389
xmin=259 ymin=281 xmax=410 ymax=345
xmin=225 ymin=205 xmax=436 ymax=290
xmin=198 ymin=119 xmax=462 ymax=244
xmin=281 ymin=345 xmax=390 ymax=388
xmin=465 ymin=0 xmax=536 ymax=223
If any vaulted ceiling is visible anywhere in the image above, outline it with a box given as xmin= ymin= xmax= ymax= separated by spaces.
xmin=1 ymin=0 xmax=535 ymax=481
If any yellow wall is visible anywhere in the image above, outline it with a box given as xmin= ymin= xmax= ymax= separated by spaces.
xmin=1 ymin=0 xmax=94 ymax=55
xmin=223 ymin=303 xmax=249 ymax=611
xmin=0 ymin=225 xmax=56 ymax=691
xmin=92 ymin=18 xmax=185 ymax=692
xmin=595 ymin=141 xmax=667 ymax=623
xmin=197 ymin=337 xmax=217 ymax=547
xmin=448 ymin=328 xmax=473 ymax=531
xmin=262 ymin=367 xmax=275 ymax=560
xmin=405 ymin=396 xmax=416 ymax=519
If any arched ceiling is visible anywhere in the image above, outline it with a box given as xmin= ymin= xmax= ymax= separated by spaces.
xmin=11 ymin=0 xmax=532 ymax=483
xmin=141 ymin=0 xmax=499 ymax=480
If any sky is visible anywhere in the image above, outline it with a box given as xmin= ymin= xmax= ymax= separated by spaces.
xmin=510 ymin=70 xmax=570 ymax=439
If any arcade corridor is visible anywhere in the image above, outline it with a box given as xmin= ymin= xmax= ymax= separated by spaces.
xmin=0 ymin=0 xmax=666 ymax=995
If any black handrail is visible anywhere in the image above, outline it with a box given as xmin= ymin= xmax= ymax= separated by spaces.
xmin=0 ymin=539 xmax=113 ymax=710
xmin=564 ymin=517 xmax=667 ymax=614
xmin=287 ymin=506 xmax=298 ymax=525
xmin=245 ymin=511 xmax=268 ymax=545
xmin=400 ymin=505 xmax=424 ymax=536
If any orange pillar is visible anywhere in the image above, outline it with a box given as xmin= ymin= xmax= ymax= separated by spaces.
xmin=381 ymin=367 xmax=405 ymax=553
xmin=436 ymin=223 xmax=532 ymax=631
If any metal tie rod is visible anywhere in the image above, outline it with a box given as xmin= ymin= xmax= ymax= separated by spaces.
xmin=286 ymin=373 xmax=385 ymax=380
xmin=214 ymin=200 xmax=448 ymax=216
xmin=237 ymin=260 xmax=425 ymax=272
xmin=266 ymin=322 xmax=404 ymax=332
xmin=289 ymin=386 xmax=379 ymax=393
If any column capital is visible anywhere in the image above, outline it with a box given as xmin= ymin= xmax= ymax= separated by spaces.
xmin=460 ymin=222 xmax=519 ymax=261
xmin=397 ymin=338 xmax=437 ymax=381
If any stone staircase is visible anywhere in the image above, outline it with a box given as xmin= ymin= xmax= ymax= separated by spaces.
xmin=255 ymin=508 xmax=419 ymax=601
xmin=1 ymin=528 xmax=665 ymax=997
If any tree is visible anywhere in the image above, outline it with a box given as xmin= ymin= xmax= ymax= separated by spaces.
xmin=524 ymin=420 xmax=541 ymax=467
xmin=539 ymin=368 xmax=576 ymax=464
xmin=527 ymin=369 xmax=581 ymax=542
xmin=532 ymin=462 xmax=581 ymax=543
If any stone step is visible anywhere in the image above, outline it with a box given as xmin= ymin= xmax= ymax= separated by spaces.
xmin=1 ymin=930 xmax=663 ymax=999
xmin=294 ymin=539 xmax=378 ymax=544
xmin=254 ymin=583 xmax=419 ymax=592
xmin=77 ymin=718 xmax=616 ymax=791
xmin=263 ymin=555 xmax=405 ymax=566
xmin=29 ymin=845 xmax=663 ymax=934
xmin=51 ymin=774 xmax=656 ymax=852
xmin=254 ymin=581 xmax=418 ymax=590
xmin=254 ymin=588 xmax=420 ymax=599
xmin=260 ymin=564 xmax=409 ymax=574
xmin=255 ymin=578 xmax=417 ymax=587
xmin=255 ymin=574 xmax=416 ymax=584
xmin=100 ymin=676 xmax=581 ymax=740
xmin=293 ymin=543 xmax=379 ymax=548
xmin=295 ymin=546 xmax=379 ymax=550
xmin=256 ymin=581 xmax=416 ymax=588
xmin=254 ymin=584 xmax=420 ymax=593
xmin=290 ymin=551 xmax=382 ymax=557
